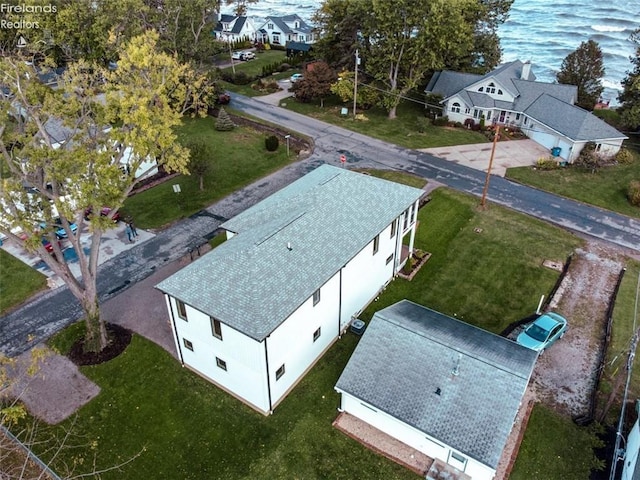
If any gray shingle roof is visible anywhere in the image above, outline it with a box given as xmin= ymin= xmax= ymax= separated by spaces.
xmin=156 ymin=165 xmax=424 ymax=341
xmin=335 ymin=300 xmax=537 ymax=469
xmin=214 ymin=15 xmax=248 ymax=35
xmin=425 ymin=60 xmax=625 ymax=142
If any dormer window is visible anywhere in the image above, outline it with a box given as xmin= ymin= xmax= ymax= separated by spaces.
xmin=295 ymin=21 xmax=300 ymax=28
xmin=268 ymin=22 xmax=273 ymax=29
xmin=223 ymin=23 xmax=230 ymax=31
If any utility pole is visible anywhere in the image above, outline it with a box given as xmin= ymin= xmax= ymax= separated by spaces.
xmin=480 ymin=125 xmax=499 ymax=209
xmin=353 ymin=49 xmax=359 ymax=119
xmin=228 ymin=39 xmax=236 ymax=75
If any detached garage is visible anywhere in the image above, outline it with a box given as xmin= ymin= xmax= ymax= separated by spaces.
xmin=335 ymin=300 xmax=537 ymax=479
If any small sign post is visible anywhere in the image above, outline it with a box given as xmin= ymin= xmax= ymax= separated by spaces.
xmin=340 ymin=154 xmax=346 ymax=167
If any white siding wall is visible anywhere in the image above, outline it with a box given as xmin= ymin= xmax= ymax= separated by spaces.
xmin=267 ymin=272 xmax=341 ymax=406
xmin=165 ymin=295 xmax=270 ymax=413
xmin=339 ymin=393 xmax=496 ymax=480
xmin=340 ymin=222 xmax=396 ymax=327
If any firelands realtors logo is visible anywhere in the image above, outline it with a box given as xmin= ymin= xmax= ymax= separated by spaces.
xmin=1 ymin=3 xmax=57 ymax=29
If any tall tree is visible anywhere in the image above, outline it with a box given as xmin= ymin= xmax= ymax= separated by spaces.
xmin=619 ymin=28 xmax=640 ymax=131
xmin=0 ymin=31 xmax=208 ymax=353
xmin=556 ymin=39 xmax=605 ymax=111
xmin=363 ymin=0 xmax=479 ymax=119
xmin=291 ymin=62 xmax=338 ymax=107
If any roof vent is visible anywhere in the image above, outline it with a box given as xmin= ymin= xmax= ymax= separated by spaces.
xmin=435 ymin=387 xmax=441 ymax=396
xmin=452 ymin=353 xmax=461 ymax=376
xmin=287 ymin=242 xmax=292 ymax=251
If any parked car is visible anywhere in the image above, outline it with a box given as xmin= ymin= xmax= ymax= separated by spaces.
xmin=84 ymin=206 xmax=121 ymax=223
xmin=290 ymin=73 xmax=303 ymax=83
xmin=231 ymin=51 xmax=244 ymax=60
xmin=242 ymin=51 xmax=255 ymax=60
xmin=40 ymin=218 xmax=78 ymax=239
xmin=516 ymin=312 xmax=567 ymax=353
xmin=41 ymin=236 xmax=62 ymax=254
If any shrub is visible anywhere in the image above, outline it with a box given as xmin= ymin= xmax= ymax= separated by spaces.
xmin=402 ymin=257 xmax=414 ymax=275
xmin=279 ymin=63 xmax=291 ymax=72
xmin=536 ymin=157 xmax=559 ymax=170
xmin=265 ymin=135 xmax=279 ymax=152
xmin=231 ymin=71 xmax=251 ymax=85
xmin=432 ymin=115 xmax=449 ymax=126
xmin=616 ymin=147 xmax=635 ymax=165
xmin=464 ymin=118 xmax=476 ymax=129
xmin=628 ymin=180 xmax=640 ymax=206
xmin=454 ymin=122 xmax=463 ymax=128
xmin=416 ymin=116 xmax=430 ymax=133
xmin=479 ymin=115 xmax=486 ymax=130
xmin=216 ymin=93 xmax=230 ymax=105
xmin=215 ymin=107 xmax=235 ymax=131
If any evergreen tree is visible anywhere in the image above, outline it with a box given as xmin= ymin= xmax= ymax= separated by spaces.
xmin=619 ymin=28 xmax=640 ymax=131
xmin=556 ymin=39 xmax=605 ymax=111
xmin=215 ymin=107 xmax=236 ymax=131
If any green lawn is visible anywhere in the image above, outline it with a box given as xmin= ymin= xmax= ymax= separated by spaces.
xmin=598 ymin=260 xmax=640 ymax=424
xmin=506 ymin=154 xmax=640 ymax=219
xmin=279 ymin=97 xmax=488 ymax=149
xmin=30 ymin=188 xmax=590 ymax=479
xmin=122 ymin=116 xmax=294 ymax=229
xmin=354 ymin=168 xmax=427 ymax=189
xmin=0 ymin=249 xmax=47 ymax=315
xmin=361 ymin=188 xmax=583 ymax=333
xmin=223 ymin=50 xmax=287 ymax=78
xmin=510 ymin=405 xmax=604 ymax=479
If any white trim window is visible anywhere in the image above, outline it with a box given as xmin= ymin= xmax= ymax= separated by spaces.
xmin=451 ymin=102 xmax=461 ymax=113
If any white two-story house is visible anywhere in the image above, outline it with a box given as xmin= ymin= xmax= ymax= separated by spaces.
xmin=425 ymin=60 xmax=627 ymax=162
xmin=156 ymin=165 xmax=424 ymax=414
xmin=212 ymin=14 xmax=257 ymax=43
xmin=256 ymin=14 xmax=316 ymax=46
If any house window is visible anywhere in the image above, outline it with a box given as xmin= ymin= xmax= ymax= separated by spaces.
xmin=497 ymin=89 xmax=503 ymax=95
xmin=176 ymin=300 xmax=187 ymax=321
xmin=288 ymin=34 xmax=292 ymax=41
xmin=267 ymin=22 xmax=273 ymax=29
xmin=478 ymin=87 xmax=484 ymax=92
xmin=451 ymin=102 xmax=461 ymax=113
xmin=216 ymin=357 xmax=227 ymax=371
xmin=516 ymin=113 xmax=521 ymax=121
xmin=273 ymin=33 xmax=280 ymax=44
xmin=183 ymin=338 xmax=193 ymax=351
xmin=300 ymin=35 xmax=305 ymax=42
xmin=373 ymin=235 xmax=379 ymax=255
xmin=487 ymin=82 xmax=496 ymax=94
xmin=473 ymin=109 xmax=481 ymax=119
xmin=410 ymin=203 xmax=415 ymax=223
xmin=313 ymin=327 xmax=321 ymax=342
xmin=523 ymin=117 xmax=528 ymax=125
xmin=276 ymin=364 xmax=285 ymax=380
xmin=390 ymin=219 xmax=396 ymax=238
xmin=487 ymin=111 xmax=492 ymax=120
xmin=223 ymin=23 xmax=230 ymax=31
xmin=403 ymin=208 xmax=409 ymax=230
xmin=464 ymin=107 xmax=470 ymax=114
xmin=386 ymin=254 xmax=394 ymax=265
xmin=211 ymin=317 xmax=223 ymax=340
xmin=295 ymin=21 xmax=300 ymax=28
xmin=450 ymin=451 xmax=467 ymax=469
xmin=313 ymin=288 xmax=321 ymax=306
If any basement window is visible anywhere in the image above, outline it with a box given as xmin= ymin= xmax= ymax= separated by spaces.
xmin=176 ymin=300 xmax=187 ymax=321
xmin=276 ymin=364 xmax=285 ymax=380
xmin=216 ymin=357 xmax=227 ymax=371
xmin=313 ymin=327 xmax=321 ymax=342
xmin=183 ymin=338 xmax=194 ymax=351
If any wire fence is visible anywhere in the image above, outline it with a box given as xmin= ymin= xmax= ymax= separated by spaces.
xmin=1 ymin=425 xmax=61 ymax=480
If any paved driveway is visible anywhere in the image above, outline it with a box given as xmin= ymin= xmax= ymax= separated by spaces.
xmin=418 ymin=139 xmax=550 ymax=177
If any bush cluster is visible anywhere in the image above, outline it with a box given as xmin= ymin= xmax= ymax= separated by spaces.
xmin=416 ymin=116 xmax=430 ymax=133
xmin=432 ymin=116 xmax=449 ymax=126
xmin=265 ymin=135 xmax=279 ymax=151
xmin=536 ymin=157 xmax=560 ymax=170
xmin=221 ymin=70 xmax=254 ymax=85
xmin=615 ymin=148 xmax=636 ymax=165
xmin=628 ymin=180 xmax=640 ymax=206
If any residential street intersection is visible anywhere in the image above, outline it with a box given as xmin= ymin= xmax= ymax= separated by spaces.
xmin=1 ymin=94 xmax=640 ymax=357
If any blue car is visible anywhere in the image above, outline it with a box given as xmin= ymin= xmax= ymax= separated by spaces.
xmin=516 ymin=312 xmax=568 ymax=353
xmin=41 ymin=218 xmax=78 ymax=239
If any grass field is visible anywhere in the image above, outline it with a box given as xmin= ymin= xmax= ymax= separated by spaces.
xmin=280 ymin=97 xmax=488 ymax=150
xmin=0 ymin=249 xmax=47 ymax=315
xmin=507 ymin=160 xmax=640 ymax=219
xmin=33 ymin=187 xmax=591 ymax=479
xmin=121 ymin=116 xmax=293 ymax=229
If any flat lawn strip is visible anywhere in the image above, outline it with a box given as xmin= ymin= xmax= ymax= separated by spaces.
xmin=122 ymin=116 xmax=293 ymax=229
xmin=0 ymin=249 xmax=47 ymax=315
xmin=354 ymin=168 xmax=427 ymax=189
xmin=221 ymin=50 xmax=288 ymax=78
xmin=279 ymin=97 xmax=488 ymax=150
xmin=506 ymin=160 xmax=640 ymax=219
xmin=38 ymin=333 xmax=418 ymax=480
xmin=598 ymin=260 xmax=640 ymax=424
xmin=362 ymin=188 xmax=583 ymax=333
xmin=510 ymin=404 xmax=604 ymax=480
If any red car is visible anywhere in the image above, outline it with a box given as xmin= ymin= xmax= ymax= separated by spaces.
xmin=84 ymin=207 xmax=121 ymax=223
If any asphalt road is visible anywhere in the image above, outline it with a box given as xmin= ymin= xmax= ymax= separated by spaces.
xmin=1 ymin=94 xmax=639 ymax=357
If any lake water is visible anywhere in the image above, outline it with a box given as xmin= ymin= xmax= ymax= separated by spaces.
xmin=228 ymin=0 xmax=639 ymax=104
